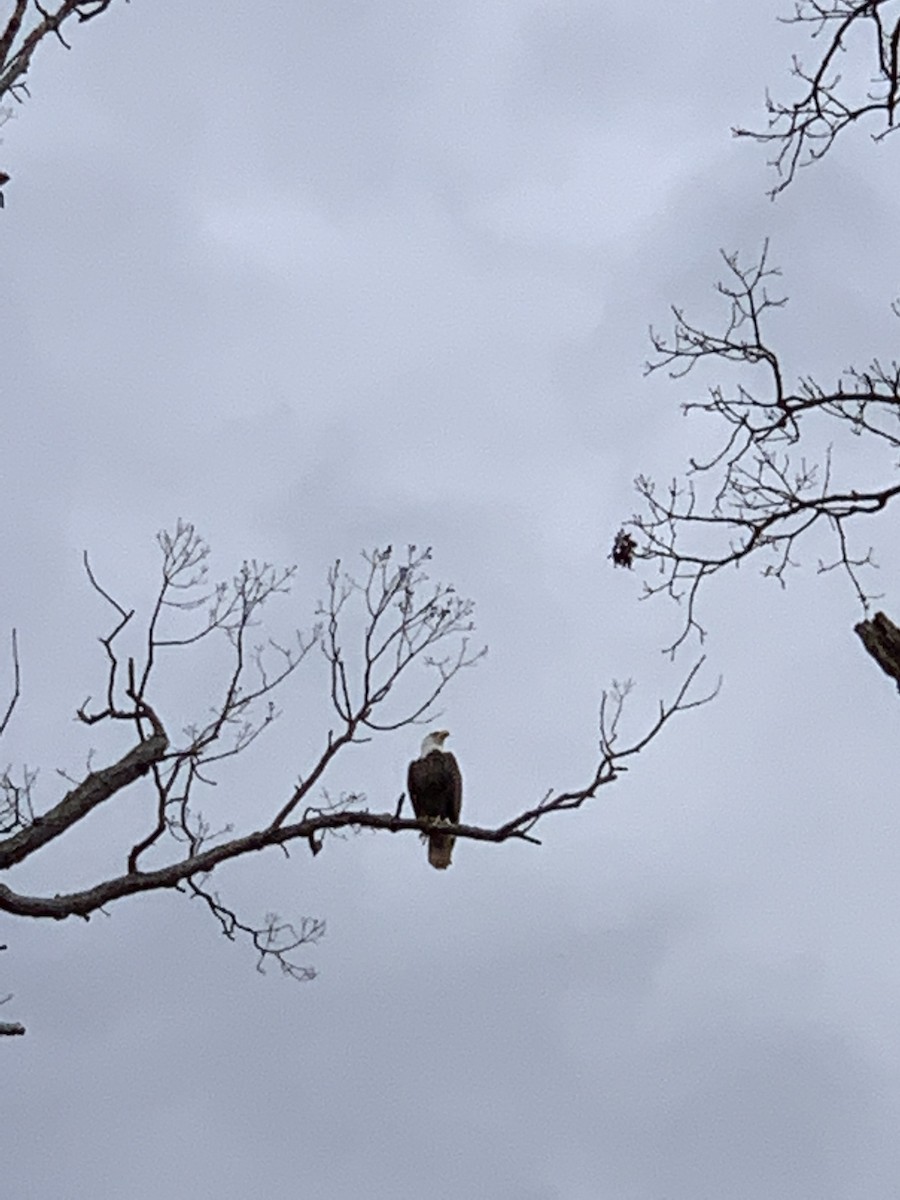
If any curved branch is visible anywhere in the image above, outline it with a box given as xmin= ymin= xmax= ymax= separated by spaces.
xmin=0 ymin=662 xmax=714 ymax=922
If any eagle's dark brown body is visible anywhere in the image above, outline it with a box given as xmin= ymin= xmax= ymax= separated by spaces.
xmin=407 ymin=745 xmax=462 ymax=869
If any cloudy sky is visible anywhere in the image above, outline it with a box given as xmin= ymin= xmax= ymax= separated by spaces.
xmin=4 ymin=2 xmax=900 ymax=1196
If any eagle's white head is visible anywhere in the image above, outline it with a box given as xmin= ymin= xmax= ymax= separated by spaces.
xmin=420 ymin=729 xmax=450 ymax=757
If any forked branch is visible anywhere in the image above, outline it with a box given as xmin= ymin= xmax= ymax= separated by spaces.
xmin=734 ymin=0 xmax=900 ymax=195
xmin=0 ymin=1 xmax=119 ymax=104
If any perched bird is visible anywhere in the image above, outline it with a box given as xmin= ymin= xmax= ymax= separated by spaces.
xmin=407 ymin=729 xmax=462 ymax=869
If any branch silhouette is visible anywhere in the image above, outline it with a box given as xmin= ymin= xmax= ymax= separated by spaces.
xmin=1 ymin=525 xmax=712 ymax=1031
xmin=734 ymin=0 xmax=900 ymax=195
xmin=618 ymin=244 xmax=900 ymax=653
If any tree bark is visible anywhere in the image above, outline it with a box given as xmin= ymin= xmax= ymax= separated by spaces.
xmin=855 ymin=611 xmax=900 ymax=690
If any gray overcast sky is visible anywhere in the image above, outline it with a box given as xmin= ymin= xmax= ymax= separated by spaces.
xmin=5 ymin=2 xmax=900 ymax=1197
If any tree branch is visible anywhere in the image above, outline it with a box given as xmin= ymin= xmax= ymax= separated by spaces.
xmin=855 ymin=609 xmax=900 ymax=688
xmin=618 ymin=245 xmax=900 ymax=652
xmin=734 ymin=0 xmax=900 ymax=195
xmin=0 ymin=629 xmax=20 ymax=737
xmin=0 ymin=1 xmax=120 ymax=105
xmin=0 ymin=723 xmax=168 ymax=870
xmin=0 ymin=660 xmax=714 ymax=924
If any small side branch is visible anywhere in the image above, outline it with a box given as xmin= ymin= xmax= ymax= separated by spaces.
xmin=183 ymin=877 xmax=324 ymax=981
xmin=0 ymin=630 xmax=20 ymax=737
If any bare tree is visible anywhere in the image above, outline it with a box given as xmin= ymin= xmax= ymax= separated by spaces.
xmin=617 ymin=2 xmax=900 ymax=677
xmin=1 ymin=523 xmax=713 ymax=1033
xmin=734 ymin=0 xmax=900 ymax=196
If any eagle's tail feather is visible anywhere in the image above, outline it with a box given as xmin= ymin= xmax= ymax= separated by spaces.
xmin=428 ymin=831 xmax=454 ymax=869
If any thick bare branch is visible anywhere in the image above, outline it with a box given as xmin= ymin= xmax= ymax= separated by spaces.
xmin=0 ymin=3 xmax=29 ymax=71
xmin=855 ymin=609 xmax=900 ymax=687
xmin=0 ymin=1 xmax=120 ymax=104
xmin=0 ymin=723 xmax=168 ymax=870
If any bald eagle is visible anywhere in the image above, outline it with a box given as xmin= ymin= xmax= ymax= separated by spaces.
xmin=407 ymin=729 xmax=462 ymax=869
